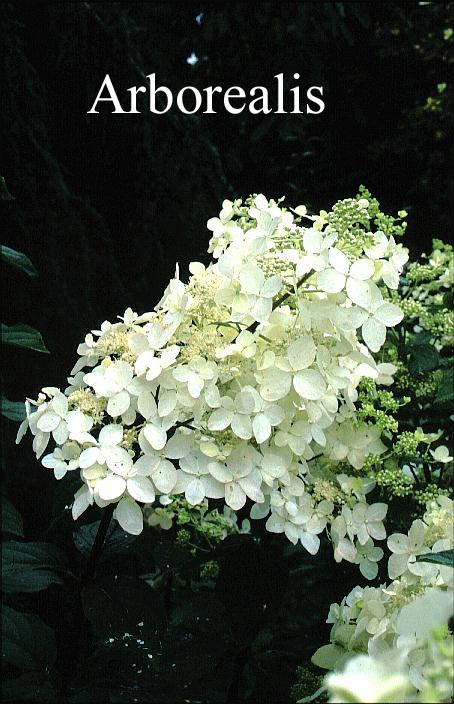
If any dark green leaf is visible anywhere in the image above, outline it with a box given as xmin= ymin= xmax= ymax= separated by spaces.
xmin=0 ymin=176 xmax=14 ymax=200
xmin=1 ymin=673 xmax=56 ymax=702
xmin=1 ymin=245 xmax=37 ymax=277
xmin=435 ymin=368 xmax=454 ymax=406
xmin=1 ymin=605 xmax=56 ymax=670
xmin=74 ymin=521 xmax=137 ymax=559
xmin=410 ymin=331 xmax=432 ymax=346
xmin=416 ymin=550 xmax=454 ymax=568
xmin=2 ymin=541 xmax=66 ymax=593
xmin=408 ymin=343 xmax=440 ymax=373
xmin=1 ymin=323 xmax=49 ymax=353
xmin=1 ymin=396 xmax=26 ymax=422
xmin=2 ymin=496 xmax=24 ymax=537
xmin=443 ymin=289 xmax=454 ymax=308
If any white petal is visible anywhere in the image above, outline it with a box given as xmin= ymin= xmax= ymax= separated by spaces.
xmin=360 ymin=559 xmax=378 ymax=580
xmin=209 ymin=462 xmax=233 ymax=483
xmin=374 ymin=303 xmax=404 ymax=327
xmin=317 ymin=268 xmax=346 ymax=293
xmin=33 ymin=432 xmax=50 ymax=459
xmin=266 ymin=513 xmax=285 ymax=533
xmin=158 ymin=390 xmax=177 ymax=417
xmin=296 ymin=254 xmax=322 ymax=275
xmin=164 ymin=435 xmax=191 ymax=459
xmin=311 ymin=644 xmax=346 ymax=670
xmin=349 ymin=258 xmax=375 ymax=280
xmin=231 ymin=413 xmax=253 ymax=440
xmin=250 ymin=501 xmax=270 ymax=520
xmin=311 ymin=424 xmax=326 ymax=447
xmin=52 ymin=421 xmax=69 ymax=445
xmin=264 ymin=404 xmax=285 ymax=426
xmin=115 ymin=498 xmax=143 ymax=535
xmin=387 ymin=533 xmax=408 ymax=554
xmin=293 ymin=369 xmax=327 ymax=400
xmin=37 ymin=412 xmax=61 ymax=433
xmin=72 ymin=485 xmax=91 ymax=520
xmin=287 ymin=335 xmax=316 ymax=371
xmin=250 ymin=296 xmax=272 ymax=323
xmin=99 ymin=424 xmax=123 ymax=447
xmin=254 ymin=193 xmax=268 ymax=209
xmin=66 ymin=410 xmax=93 ymax=434
xmin=335 ymin=538 xmax=357 ymax=563
xmin=41 ymin=453 xmax=57 ymax=468
xmin=239 ymin=473 xmax=264 ymax=503
xmin=185 ymin=478 xmax=206 ymax=505
xmin=302 ymin=228 xmax=322 ymax=254
xmin=98 ymin=474 xmax=127 ymax=500
xmin=225 ymin=482 xmax=246 ymax=510
xmin=388 ymin=553 xmax=408 ymax=580
xmin=300 ymin=531 xmax=320 ymax=555
xmin=368 ymin=522 xmax=386 ymax=541
xmin=362 ymin=317 xmax=386 ymax=353
xmin=52 ymin=393 xmax=69 ymax=417
xmin=152 ymin=459 xmax=177 ymax=494
xmin=127 ymin=476 xmax=156 ymax=503
xmin=105 ymin=361 xmax=133 ymax=391
xmin=138 ymin=391 xmax=158 ymax=420
xmin=259 ymin=368 xmax=292 ymax=402
xmin=346 ymin=278 xmax=371 ymax=308
xmin=208 ymin=408 xmax=232 ymax=431
xmin=187 ymin=373 xmax=204 ymax=399
xmin=239 ymin=264 xmax=264 ymax=295
xmin=133 ymin=455 xmax=155 ymax=476
xmin=15 ymin=416 xmax=29 ymax=444
xmin=381 ymin=262 xmax=399 ymax=289
xmin=367 ymin=503 xmax=388 ymax=522
xmin=235 ymin=389 xmax=256 ymax=415
xmin=143 ymin=423 xmax=167 ymax=451
xmin=261 ymin=275 xmax=281 ymax=298
xmin=252 ymin=413 xmax=272 ymax=444
xmin=201 ymin=475 xmax=225 ymax=499
xmin=107 ymin=391 xmax=131 ymax=418
xmin=284 ymin=522 xmax=300 ymax=544
xmin=328 ymin=248 xmax=350 ymax=274
xmin=79 ymin=446 xmax=103 ymax=469
xmin=135 ymin=351 xmax=156 ymax=377
xmin=54 ymin=465 xmax=67 ymax=480
xmin=103 ymin=446 xmax=133 ymax=475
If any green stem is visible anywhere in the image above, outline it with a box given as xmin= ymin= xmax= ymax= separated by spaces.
xmin=247 ymin=271 xmax=313 ymax=334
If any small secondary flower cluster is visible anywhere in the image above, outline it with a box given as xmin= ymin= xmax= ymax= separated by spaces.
xmin=312 ymin=495 xmax=454 ymax=701
xmin=18 ymin=193 xmax=409 ymax=568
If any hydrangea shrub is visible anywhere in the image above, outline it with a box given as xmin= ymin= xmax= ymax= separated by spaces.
xmin=17 ymin=189 xmax=453 ymax=701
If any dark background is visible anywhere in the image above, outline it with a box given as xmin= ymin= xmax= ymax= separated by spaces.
xmin=1 ymin=3 xmax=453 ymax=702
xmin=2 ymin=1 xmax=453 ymax=399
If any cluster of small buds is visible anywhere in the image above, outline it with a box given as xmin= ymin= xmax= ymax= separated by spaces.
xmin=374 ymin=461 xmax=413 ymax=498
xmin=18 ymin=191 xmax=414 ymax=573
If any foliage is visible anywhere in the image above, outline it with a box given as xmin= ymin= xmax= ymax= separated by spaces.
xmin=1 ymin=190 xmax=49 ymax=426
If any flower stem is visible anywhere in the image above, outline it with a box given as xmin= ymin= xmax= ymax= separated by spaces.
xmin=81 ymin=503 xmax=115 ymax=583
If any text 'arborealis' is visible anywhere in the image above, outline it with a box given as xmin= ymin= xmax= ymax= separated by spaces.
xmin=87 ymin=73 xmax=325 ymax=114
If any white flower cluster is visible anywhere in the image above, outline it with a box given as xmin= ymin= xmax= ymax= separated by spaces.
xmin=324 ymin=639 xmax=453 ymax=703
xmin=18 ymin=194 xmax=408 ymax=556
xmin=312 ymin=496 xmax=454 ymax=701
